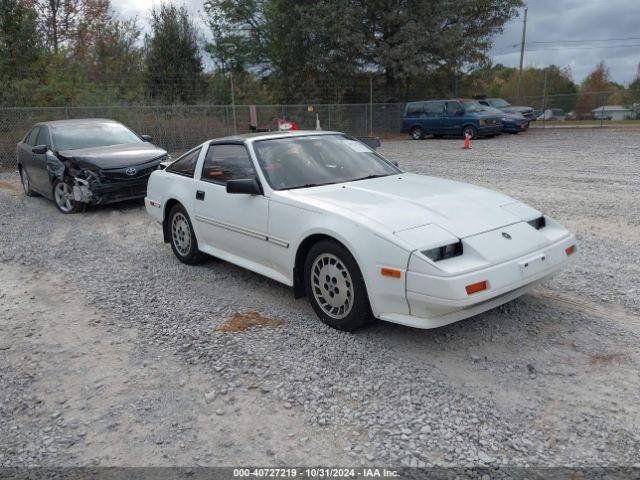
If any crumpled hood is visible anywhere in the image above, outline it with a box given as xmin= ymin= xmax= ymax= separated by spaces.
xmin=58 ymin=143 xmax=167 ymax=170
xmin=289 ymin=173 xmax=525 ymax=239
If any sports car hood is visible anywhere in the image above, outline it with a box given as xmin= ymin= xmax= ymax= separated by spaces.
xmin=57 ymin=142 xmax=167 ymax=170
xmin=289 ymin=173 xmax=527 ymax=239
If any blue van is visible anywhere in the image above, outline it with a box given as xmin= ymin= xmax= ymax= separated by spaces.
xmin=401 ymin=99 xmax=503 ymax=140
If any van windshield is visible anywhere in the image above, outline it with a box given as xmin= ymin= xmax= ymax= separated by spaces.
xmin=460 ymin=100 xmax=484 ymax=113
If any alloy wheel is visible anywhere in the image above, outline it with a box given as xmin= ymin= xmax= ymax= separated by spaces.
xmin=171 ymin=212 xmax=192 ymax=256
xmin=311 ymin=253 xmax=354 ymax=319
xmin=54 ymin=182 xmax=75 ymax=213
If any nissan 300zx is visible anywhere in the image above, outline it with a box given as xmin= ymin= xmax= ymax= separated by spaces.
xmin=145 ymin=131 xmax=577 ymax=331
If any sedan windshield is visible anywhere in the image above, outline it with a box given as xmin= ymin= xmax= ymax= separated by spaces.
xmin=52 ymin=123 xmax=143 ymax=151
xmin=489 ymin=98 xmax=511 ymax=108
xmin=253 ymin=134 xmax=401 ymax=190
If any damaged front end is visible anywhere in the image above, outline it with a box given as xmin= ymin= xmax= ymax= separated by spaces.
xmin=53 ymin=152 xmax=162 ymax=206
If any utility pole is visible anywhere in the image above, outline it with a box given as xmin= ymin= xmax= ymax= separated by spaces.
xmin=369 ymin=76 xmax=373 ymax=136
xmin=230 ymin=68 xmax=237 ymax=135
xmin=517 ymin=7 xmax=528 ymax=102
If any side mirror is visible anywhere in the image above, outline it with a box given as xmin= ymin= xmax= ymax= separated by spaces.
xmin=141 ymin=134 xmax=153 ymax=142
xmin=32 ymin=145 xmax=47 ymax=154
xmin=226 ymin=178 xmax=262 ymax=195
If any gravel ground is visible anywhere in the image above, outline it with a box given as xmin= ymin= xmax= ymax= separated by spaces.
xmin=1 ymin=128 xmax=639 ymax=470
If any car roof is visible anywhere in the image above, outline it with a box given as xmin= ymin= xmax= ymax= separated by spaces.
xmin=209 ymin=130 xmax=343 ymax=144
xmin=34 ymin=118 xmax=123 ymax=128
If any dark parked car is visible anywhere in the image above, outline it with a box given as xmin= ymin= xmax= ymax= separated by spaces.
xmin=474 ymin=97 xmax=535 ymax=120
xmin=402 ymin=99 xmax=502 ymax=140
xmin=17 ymin=119 xmax=168 ymax=213
xmin=480 ymin=105 xmax=529 ymax=134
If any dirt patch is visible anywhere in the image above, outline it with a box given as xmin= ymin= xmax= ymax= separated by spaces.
xmin=214 ymin=311 xmax=283 ymax=332
xmin=588 ymin=351 xmax=631 ymax=366
xmin=0 ymin=181 xmax=20 ymax=193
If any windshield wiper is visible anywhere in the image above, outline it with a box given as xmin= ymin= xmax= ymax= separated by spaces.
xmin=286 ymin=181 xmax=340 ymax=190
xmin=350 ymin=174 xmax=390 ymax=182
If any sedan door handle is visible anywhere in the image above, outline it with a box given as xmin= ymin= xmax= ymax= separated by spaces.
xmin=196 ymin=190 xmax=205 ymax=200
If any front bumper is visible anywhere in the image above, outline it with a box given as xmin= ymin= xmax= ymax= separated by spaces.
xmin=478 ymin=125 xmax=502 ymax=136
xmin=73 ymin=176 xmax=151 ymax=205
xmin=379 ymin=234 xmax=577 ymax=329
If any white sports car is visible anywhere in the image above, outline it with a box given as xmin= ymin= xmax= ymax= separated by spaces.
xmin=145 ymin=131 xmax=577 ymax=331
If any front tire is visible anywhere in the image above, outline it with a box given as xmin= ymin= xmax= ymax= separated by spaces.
xmin=168 ymin=204 xmax=204 ymax=264
xmin=462 ymin=125 xmax=478 ymax=140
xmin=304 ymin=240 xmax=372 ymax=331
xmin=19 ymin=167 xmax=38 ymax=197
xmin=53 ymin=179 xmax=84 ymax=214
xmin=410 ymin=126 xmax=423 ymax=140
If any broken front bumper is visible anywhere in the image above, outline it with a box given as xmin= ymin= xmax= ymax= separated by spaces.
xmin=73 ymin=176 xmax=152 ymax=205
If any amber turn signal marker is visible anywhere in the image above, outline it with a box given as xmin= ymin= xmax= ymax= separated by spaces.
xmin=465 ymin=281 xmax=487 ymax=295
xmin=381 ymin=268 xmax=402 ymax=279
xmin=565 ymin=245 xmax=576 ymax=256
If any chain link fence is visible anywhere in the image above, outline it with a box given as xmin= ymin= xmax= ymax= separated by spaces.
xmin=1 ymin=93 xmax=638 ymax=170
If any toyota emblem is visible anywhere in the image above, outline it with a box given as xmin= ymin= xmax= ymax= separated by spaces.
xmin=502 ymin=232 xmax=512 ymax=240
xmin=125 ymin=167 xmax=137 ymax=176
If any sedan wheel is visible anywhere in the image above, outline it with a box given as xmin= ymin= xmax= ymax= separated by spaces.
xmin=53 ymin=180 xmax=83 ymax=214
xmin=20 ymin=168 xmax=37 ymax=197
xmin=305 ymin=240 xmax=372 ymax=331
xmin=168 ymin=204 xmax=204 ymax=264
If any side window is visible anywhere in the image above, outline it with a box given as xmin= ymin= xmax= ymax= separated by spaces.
xmin=25 ymin=127 xmax=40 ymax=146
xmin=201 ymin=144 xmax=255 ymax=184
xmin=445 ymin=102 xmax=463 ymax=117
xmin=406 ymin=103 xmax=424 ymax=117
xmin=424 ymin=101 xmax=444 ymax=117
xmin=35 ymin=127 xmax=50 ymax=147
xmin=166 ymin=147 xmax=201 ymax=177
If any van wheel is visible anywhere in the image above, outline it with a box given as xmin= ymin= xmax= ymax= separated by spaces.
xmin=410 ymin=127 xmax=423 ymax=140
xmin=462 ymin=125 xmax=478 ymax=140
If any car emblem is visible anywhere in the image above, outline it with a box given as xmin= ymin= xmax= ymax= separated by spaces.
xmin=502 ymin=232 xmax=512 ymax=240
xmin=125 ymin=167 xmax=137 ymax=176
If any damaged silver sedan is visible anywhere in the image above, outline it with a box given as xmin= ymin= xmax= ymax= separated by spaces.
xmin=16 ymin=119 xmax=168 ymax=213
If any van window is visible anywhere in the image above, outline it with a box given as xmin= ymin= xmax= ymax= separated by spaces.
xmin=424 ymin=101 xmax=444 ymax=117
xmin=405 ymin=103 xmax=424 ymax=117
xmin=445 ymin=102 xmax=463 ymax=117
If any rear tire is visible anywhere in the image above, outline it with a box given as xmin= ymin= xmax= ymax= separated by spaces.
xmin=53 ymin=179 xmax=84 ymax=214
xmin=410 ymin=127 xmax=423 ymax=140
xmin=168 ymin=204 xmax=204 ymax=264
xmin=304 ymin=240 xmax=372 ymax=331
xmin=462 ymin=125 xmax=478 ymax=140
xmin=19 ymin=167 xmax=38 ymax=197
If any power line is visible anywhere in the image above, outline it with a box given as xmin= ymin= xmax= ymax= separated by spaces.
xmin=530 ymin=36 xmax=640 ymax=44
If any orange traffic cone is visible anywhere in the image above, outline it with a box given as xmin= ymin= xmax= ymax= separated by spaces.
xmin=462 ymin=133 xmax=471 ymax=149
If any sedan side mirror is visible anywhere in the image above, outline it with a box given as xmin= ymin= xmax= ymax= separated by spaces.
xmin=32 ymin=145 xmax=47 ymax=154
xmin=226 ymin=178 xmax=262 ymax=195
xmin=141 ymin=134 xmax=153 ymax=142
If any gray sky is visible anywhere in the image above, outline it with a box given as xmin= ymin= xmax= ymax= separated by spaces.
xmin=113 ymin=0 xmax=640 ymax=85
xmin=491 ymin=0 xmax=640 ymax=85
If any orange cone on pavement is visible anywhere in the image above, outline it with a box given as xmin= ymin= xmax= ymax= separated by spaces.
xmin=462 ymin=133 xmax=471 ymax=149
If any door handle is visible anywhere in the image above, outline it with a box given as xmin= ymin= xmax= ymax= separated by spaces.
xmin=196 ymin=190 xmax=205 ymax=200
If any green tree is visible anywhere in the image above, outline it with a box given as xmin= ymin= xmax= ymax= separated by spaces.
xmin=0 ymin=0 xmax=42 ymax=79
xmin=144 ymin=4 xmax=204 ymax=104
xmin=205 ymin=0 xmax=523 ymax=103
xmin=575 ymin=61 xmax=621 ymax=114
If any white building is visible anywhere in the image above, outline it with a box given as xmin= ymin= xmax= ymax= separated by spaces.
xmin=592 ymin=105 xmax=632 ymax=121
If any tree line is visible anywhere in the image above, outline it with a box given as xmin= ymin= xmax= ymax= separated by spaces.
xmin=1 ymin=0 xmax=639 ymax=108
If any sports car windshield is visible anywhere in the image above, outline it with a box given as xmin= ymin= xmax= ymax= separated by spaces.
xmin=52 ymin=123 xmax=143 ymax=151
xmin=253 ymin=134 xmax=401 ymax=190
